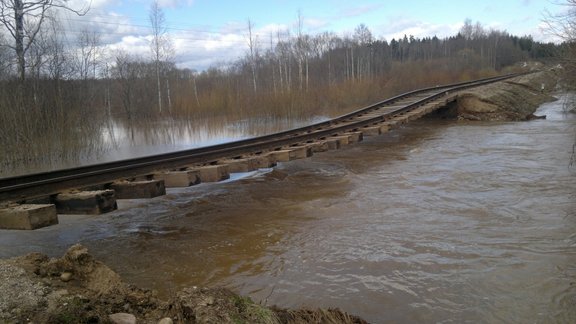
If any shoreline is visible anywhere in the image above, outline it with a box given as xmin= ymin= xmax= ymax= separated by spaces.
xmin=0 ymin=244 xmax=368 ymax=324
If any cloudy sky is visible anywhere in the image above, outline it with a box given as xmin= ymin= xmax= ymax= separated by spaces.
xmin=60 ymin=0 xmax=563 ymax=70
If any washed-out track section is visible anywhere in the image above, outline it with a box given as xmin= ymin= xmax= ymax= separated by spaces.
xmin=0 ymin=72 xmax=529 ymax=229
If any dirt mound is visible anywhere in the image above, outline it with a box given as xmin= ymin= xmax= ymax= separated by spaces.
xmin=0 ymin=244 xmax=367 ymax=323
xmin=455 ymin=70 xmax=559 ymax=121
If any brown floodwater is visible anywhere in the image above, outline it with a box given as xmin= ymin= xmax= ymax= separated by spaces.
xmin=1 ymin=96 xmax=575 ymax=323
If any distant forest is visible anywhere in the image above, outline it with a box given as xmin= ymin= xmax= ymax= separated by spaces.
xmin=0 ymin=13 xmax=567 ymax=169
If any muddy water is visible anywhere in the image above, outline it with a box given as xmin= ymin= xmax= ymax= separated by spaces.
xmin=1 ymin=96 xmax=575 ymax=323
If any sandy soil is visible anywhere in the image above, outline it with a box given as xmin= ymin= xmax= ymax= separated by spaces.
xmin=455 ymin=70 xmax=559 ymax=121
xmin=0 ymin=244 xmax=367 ymax=324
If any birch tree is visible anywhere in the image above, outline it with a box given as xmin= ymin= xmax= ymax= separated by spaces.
xmin=246 ymin=19 xmax=258 ymax=94
xmin=149 ymin=0 xmax=173 ymax=113
xmin=0 ymin=0 xmax=88 ymax=81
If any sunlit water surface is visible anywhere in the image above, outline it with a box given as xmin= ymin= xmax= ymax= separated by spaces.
xmin=1 ymin=96 xmax=575 ymax=323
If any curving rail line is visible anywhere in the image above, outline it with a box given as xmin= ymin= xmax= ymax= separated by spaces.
xmin=0 ymin=72 xmax=530 ymax=204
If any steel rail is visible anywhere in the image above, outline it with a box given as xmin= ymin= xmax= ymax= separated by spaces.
xmin=0 ymin=72 xmax=530 ymax=202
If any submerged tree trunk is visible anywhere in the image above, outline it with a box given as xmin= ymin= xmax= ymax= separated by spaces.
xmin=156 ymin=65 xmax=162 ymax=113
xmin=15 ymin=0 xmax=25 ymax=81
xmin=166 ymin=78 xmax=172 ymax=113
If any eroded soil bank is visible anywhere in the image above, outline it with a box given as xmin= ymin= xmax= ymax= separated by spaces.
xmin=0 ymin=244 xmax=367 ymax=324
xmin=440 ymin=69 xmax=559 ymax=121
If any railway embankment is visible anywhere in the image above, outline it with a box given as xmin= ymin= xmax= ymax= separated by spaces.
xmin=450 ymin=70 xmax=559 ymax=121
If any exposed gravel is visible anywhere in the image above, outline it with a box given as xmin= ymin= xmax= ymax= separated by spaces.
xmin=0 ymin=260 xmax=48 ymax=320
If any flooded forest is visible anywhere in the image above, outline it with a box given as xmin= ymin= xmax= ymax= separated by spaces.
xmin=0 ymin=11 xmax=569 ymax=176
xmin=2 ymin=2 xmax=576 ymax=323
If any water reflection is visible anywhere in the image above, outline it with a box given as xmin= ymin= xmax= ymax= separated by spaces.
xmin=98 ymin=115 xmax=328 ymax=161
xmin=0 ymin=95 xmax=574 ymax=322
xmin=1 ymin=115 xmax=329 ymax=177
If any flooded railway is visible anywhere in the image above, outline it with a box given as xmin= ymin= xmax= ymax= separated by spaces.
xmin=1 ymin=95 xmax=575 ymax=323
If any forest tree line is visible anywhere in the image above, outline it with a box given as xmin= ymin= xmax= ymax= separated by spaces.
xmin=0 ymin=16 xmax=561 ymax=120
xmin=0 ymin=2 xmax=569 ymax=170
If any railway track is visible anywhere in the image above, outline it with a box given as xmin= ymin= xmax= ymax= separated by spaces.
xmin=0 ymin=72 xmax=529 ymax=206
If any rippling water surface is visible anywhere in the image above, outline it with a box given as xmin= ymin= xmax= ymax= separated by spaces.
xmin=1 ymin=96 xmax=575 ymax=323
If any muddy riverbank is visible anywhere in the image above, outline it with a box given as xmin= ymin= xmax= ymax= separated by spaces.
xmin=0 ymin=244 xmax=366 ymax=323
xmin=452 ymin=70 xmax=559 ymax=121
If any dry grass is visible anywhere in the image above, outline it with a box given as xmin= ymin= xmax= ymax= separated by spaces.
xmin=0 ymin=59 xmax=514 ymax=177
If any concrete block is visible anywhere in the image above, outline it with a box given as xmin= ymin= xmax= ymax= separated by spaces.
xmin=196 ymin=165 xmax=230 ymax=182
xmin=310 ymin=141 xmax=330 ymax=153
xmin=406 ymin=113 xmax=418 ymax=121
xmin=346 ymin=132 xmax=363 ymax=143
xmin=227 ymin=154 xmax=277 ymax=170
xmin=154 ymin=170 xmax=200 ymax=187
xmin=386 ymin=120 xmax=400 ymax=129
xmin=332 ymin=135 xmax=350 ymax=146
xmin=331 ymin=132 xmax=363 ymax=146
xmin=252 ymin=154 xmax=277 ymax=168
xmin=0 ymin=204 xmax=58 ymax=230
xmin=109 ymin=180 xmax=166 ymax=199
xmin=362 ymin=126 xmax=381 ymax=136
xmin=324 ymin=138 xmax=341 ymax=150
xmin=221 ymin=157 xmax=258 ymax=173
xmin=54 ymin=190 xmax=117 ymax=215
xmin=396 ymin=116 xmax=409 ymax=124
xmin=268 ymin=150 xmax=291 ymax=162
xmin=288 ymin=146 xmax=313 ymax=160
xmin=379 ymin=125 xmax=390 ymax=133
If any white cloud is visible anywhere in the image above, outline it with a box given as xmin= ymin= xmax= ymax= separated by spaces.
xmin=304 ymin=18 xmax=329 ymax=31
xmin=157 ymin=0 xmax=194 ymax=9
xmin=68 ymin=0 xmax=113 ymax=11
xmin=166 ymin=27 xmax=244 ymax=69
xmin=48 ymin=1 xmax=560 ymax=72
xmin=375 ymin=17 xmax=461 ymax=41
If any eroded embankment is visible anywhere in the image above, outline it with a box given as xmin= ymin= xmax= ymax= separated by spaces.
xmin=0 ymin=245 xmax=367 ymax=324
xmin=448 ymin=70 xmax=559 ymax=121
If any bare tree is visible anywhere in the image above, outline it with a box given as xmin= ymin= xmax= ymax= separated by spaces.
xmin=0 ymin=32 xmax=14 ymax=78
xmin=149 ymin=0 xmax=173 ymax=113
xmin=354 ymin=24 xmax=373 ymax=79
xmin=0 ymin=0 xmax=89 ymax=81
xmin=75 ymin=28 xmax=101 ymax=81
xmin=294 ymin=10 xmax=309 ymax=91
xmin=276 ymin=29 xmax=291 ymax=92
xmin=543 ymin=0 xmax=576 ymax=165
xmin=246 ymin=19 xmax=258 ymax=94
xmin=113 ymin=51 xmax=137 ymax=120
xmin=544 ymin=1 xmax=576 ymax=91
